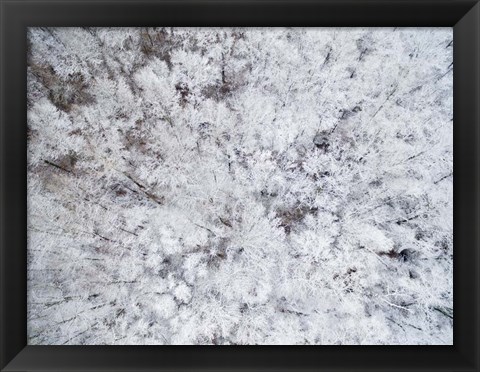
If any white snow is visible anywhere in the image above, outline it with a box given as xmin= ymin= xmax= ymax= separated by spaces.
xmin=27 ymin=27 xmax=453 ymax=345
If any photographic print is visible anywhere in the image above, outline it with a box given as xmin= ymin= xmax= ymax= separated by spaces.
xmin=27 ymin=27 xmax=453 ymax=345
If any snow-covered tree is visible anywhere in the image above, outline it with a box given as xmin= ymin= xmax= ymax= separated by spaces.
xmin=27 ymin=27 xmax=453 ymax=345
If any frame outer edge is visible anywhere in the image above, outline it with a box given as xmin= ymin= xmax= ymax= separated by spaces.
xmin=1 ymin=0 xmax=7 ymax=369
xmin=454 ymin=2 xmax=480 ymax=370
xmin=1 ymin=1 xmax=28 ymax=370
xmin=0 ymin=1 xmax=479 ymax=371
xmin=476 ymin=3 xmax=479 ymax=372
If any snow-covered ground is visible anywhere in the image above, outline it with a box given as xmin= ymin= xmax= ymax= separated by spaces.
xmin=27 ymin=27 xmax=453 ymax=345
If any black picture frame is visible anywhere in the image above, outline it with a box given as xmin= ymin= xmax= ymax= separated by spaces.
xmin=1 ymin=0 xmax=479 ymax=371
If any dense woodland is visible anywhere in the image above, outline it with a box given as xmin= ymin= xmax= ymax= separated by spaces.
xmin=27 ymin=27 xmax=453 ymax=345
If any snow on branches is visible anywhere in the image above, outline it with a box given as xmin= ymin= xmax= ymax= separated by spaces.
xmin=27 ymin=27 xmax=452 ymax=345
